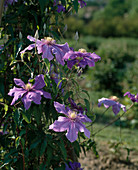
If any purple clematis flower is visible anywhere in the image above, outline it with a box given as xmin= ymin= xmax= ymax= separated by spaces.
xmin=8 ymin=74 xmax=51 ymax=110
xmin=49 ymin=102 xmax=92 ymax=142
xmin=63 ymin=48 xmax=101 ymax=69
xmin=78 ymin=0 xmax=87 ymax=8
xmin=124 ymin=92 xmax=138 ymax=103
xmin=57 ymin=4 xmax=65 ymax=13
xmin=65 ymin=161 xmax=83 ymax=170
xmin=98 ymin=96 xmax=126 ymax=115
xmin=53 ymin=0 xmax=65 ymax=13
xmin=20 ymin=36 xmax=70 ymax=65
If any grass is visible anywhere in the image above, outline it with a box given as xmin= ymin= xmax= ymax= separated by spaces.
xmin=91 ymin=123 xmax=138 ymax=150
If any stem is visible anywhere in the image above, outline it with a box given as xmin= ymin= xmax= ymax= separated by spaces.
xmin=20 ymin=142 xmax=25 ymax=170
xmin=86 ymin=108 xmax=109 ymax=129
xmin=0 ymin=0 xmax=4 ymax=25
xmin=14 ymin=60 xmax=33 ymax=73
xmin=92 ymin=103 xmax=134 ymax=137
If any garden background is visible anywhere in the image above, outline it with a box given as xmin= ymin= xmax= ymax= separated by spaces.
xmin=63 ymin=0 xmax=138 ymax=169
xmin=0 ymin=0 xmax=138 ymax=169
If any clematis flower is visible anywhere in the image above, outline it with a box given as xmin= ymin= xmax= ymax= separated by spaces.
xmin=98 ymin=96 xmax=126 ymax=115
xmin=8 ymin=74 xmax=51 ymax=110
xmin=57 ymin=4 xmax=65 ymax=13
xmin=49 ymin=102 xmax=92 ymax=142
xmin=124 ymin=92 xmax=138 ymax=103
xmin=65 ymin=161 xmax=83 ymax=170
xmin=20 ymin=36 xmax=70 ymax=65
xmin=53 ymin=0 xmax=65 ymax=13
xmin=63 ymin=48 xmax=101 ymax=69
xmin=78 ymin=0 xmax=86 ymax=8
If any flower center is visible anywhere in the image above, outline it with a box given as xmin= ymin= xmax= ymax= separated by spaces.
xmin=25 ymin=83 xmax=32 ymax=91
xmin=109 ymin=96 xmax=119 ymax=101
xmin=44 ymin=37 xmax=55 ymax=45
xmin=69 ymin=111 xmax=77 ymax=119
xmin=79 ymin=48 xmax=86 ymax=53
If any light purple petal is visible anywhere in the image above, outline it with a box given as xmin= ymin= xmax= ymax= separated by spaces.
xmin=76 ymin=122 xmax=90 ymax=138
xmin=42 ymin=90 xmax=52 ymax=99
xmin=34 ymin=89 xmax=51 ymax=99
xmin=32 ymin=74 xmax=45 ymax=89
xmin=112 ymin=104 xmax=120 ymax=115
xmin=78 ymin=113 xmax=92 ymax=123
xmin=63 ymin=50 xmax=74 ymax=60
xmin=42 ymin=45 xmax=54 ymax=61
xmin=67 ymin=60 xmax=76 ymax=69
xmin=8 ymin=87 xmax=27 ymax=105
xmin=14 ymin=78 xmax=25 ymax=88
xmin=49 ymin=116 xmax=69 ymax=132
xmin=21 ymin=93 xmax=32 ymax=110
xmin=66 ymin=123 xmax=78 ymax=142
xmin=124 ymin=92 xmax=132 ymax=97
xmin=27 ymin=35 xmax=41 ymax=44
xmin=21 ymin=91 xmax=41 ymax=110
xmin=52 ymin=43 xmax=69 ymax=65
xmin=52 ymin=46 xmax=65 ymax=66
xmin=28 ymin=91 xmax=41 ymax=104
xmin=98 ymin=98 xmax=116 ymax=107
xmin=120 ymin=104 xmax=126 ymax=112
xmin=91 ymin=52 xmax=101 ymax=62
xmin=54 ymin=102 xmax=67 ymax=115
xmin=20 ymin=44 xmax=35 ymax=53
xmin=85 ymin=57 xmax=95 ymax=67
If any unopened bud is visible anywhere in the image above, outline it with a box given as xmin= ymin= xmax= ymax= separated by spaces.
xmin=74 ymin=31 xmax=79 ymax=41
xmin=19 ymin=32 xmax=22 ymax=40
xmin=34 ymin=30 xmax=39 ymax=39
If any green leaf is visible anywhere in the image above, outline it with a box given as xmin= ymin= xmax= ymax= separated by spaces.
xmin=59 ymin=139 xmax=67 ymax=159
xmin=82 ymin=90 xmax=90 ymax=100
xmin=72 ymin=141 xmax=81 ymax=157
xmin=14 ymin=109 xmax=20 ymax=126
xmin=19 ymin=129 xmax=26 ymax=136
xmin=38 ymin=0 xmax=49 ymax=13
xmin=73 ymin=0 xmax=79 ymax=13
xmin=21 ymin=138 xmax=25 ymax=149
xmin=3 ymin=104 xmax=8 ymax=117
xmin=22 ymin=110 xmax=31 ymax=123
xmin=46 ymin=146 xmax=53 ymax=166
xmin=29 ymin=138 xmax=41 ymax=151
xmin=40 ymin=138 xmax=47 ymax=156
xmin=84 ymin=99 xmax=90 ymax=113
xmin=64 ymin=91 xmax=73 ymax=102
xmin=0 ymin=78 xmax=5 ymax=96
xmin=39 ymin=163 xmax=46 ymax=170
xmin=32 ymin=106 xmax=41 ymax=125
xmin=15 ymin=136 xmax=21 ymax=148
xmin=43 ymin=58 xmax=50 ymax=73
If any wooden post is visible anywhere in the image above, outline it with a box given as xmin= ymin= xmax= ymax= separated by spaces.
xmin=0 ymin=0 xmax=4 ymax=25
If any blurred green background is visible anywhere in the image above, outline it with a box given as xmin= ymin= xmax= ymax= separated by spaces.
xmin=62 ymin=0 xmax=138 ymax=142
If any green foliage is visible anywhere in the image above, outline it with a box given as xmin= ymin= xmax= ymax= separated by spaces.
xmin=64 ymin=0 xmax=138 ymax=38
xmin=0 ymin=1 xmax=95 ymax=169
xmin=87 ymin=37 xmax=138 ymax=96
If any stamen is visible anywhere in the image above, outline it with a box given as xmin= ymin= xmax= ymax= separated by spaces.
xmin=70 ymin=111 xmax=77 ymax=119
xmin=109 ymin=96 xmax=119 ymax=101
xmin=25 ymin=83 xmax=32 ymax=91
xmin=79 ymin=48 xmax=86 ymax=53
